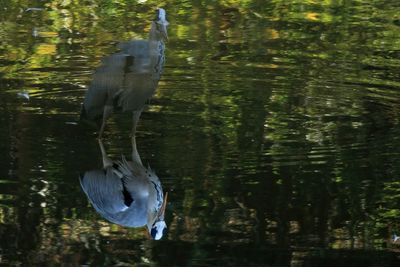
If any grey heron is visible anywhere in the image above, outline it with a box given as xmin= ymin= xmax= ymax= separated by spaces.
xmin=81 ymin=8 xmax=168 ymax=139
xmin=79 ymin=8 xmax=169 ymax=240
xmin=80 ymin=133 xmax=168 ymax=240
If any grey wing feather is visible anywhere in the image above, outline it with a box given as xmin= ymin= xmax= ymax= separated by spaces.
xmin=116 ymin=40 xmax=160 ymax=111
xmin=118 ymin=40 xmax=149 ymax=58
xmin=81 ymin=54 xmax=127 ymax=121
xmin=118 ymin=72 xmax=158 ymax=111
xmin=80 ymin=169 xmax=129 ymax=214
xmin=80 ymin=165 xmax=148 ymax=227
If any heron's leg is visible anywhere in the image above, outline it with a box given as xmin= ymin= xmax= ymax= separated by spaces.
xmin=98 ymin=105 xmax=113 ymax=139
xmin=131 ymin=109 xmax=143 ymax=165
xmin=98 ymin=138 xmax=113 ymax=168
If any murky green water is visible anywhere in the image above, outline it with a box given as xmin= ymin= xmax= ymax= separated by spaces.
xmin=1 ymin=1 xmax=400 ymax=266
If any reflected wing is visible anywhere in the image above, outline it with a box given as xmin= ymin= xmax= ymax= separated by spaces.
xmin=81 ymin=54 xmax=127 ymax=123
xmin=116 ymin=40 xmax=164 ymax=111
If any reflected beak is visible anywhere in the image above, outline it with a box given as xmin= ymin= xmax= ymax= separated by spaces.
xmin=158 ymin=191 xmax=168 ymax=220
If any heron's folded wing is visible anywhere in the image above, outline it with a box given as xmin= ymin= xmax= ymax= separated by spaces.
xmin=79 ymin=169 xmax=129 ymax=214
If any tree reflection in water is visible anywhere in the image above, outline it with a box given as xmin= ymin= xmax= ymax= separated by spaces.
xmin=0 ymin=1 xmax=399 ymax=266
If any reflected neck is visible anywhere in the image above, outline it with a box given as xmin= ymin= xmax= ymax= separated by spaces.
xmin=149 ymin=22 xmax=163 ymax=43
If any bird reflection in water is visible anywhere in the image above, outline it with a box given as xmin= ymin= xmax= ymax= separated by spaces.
xmin=81 ymin=8 xmax=168 ymax=138
xmin=79 ymin=8 xmax=169 ymax=240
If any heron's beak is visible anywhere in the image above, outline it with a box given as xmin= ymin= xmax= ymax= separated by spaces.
xmin=158 ymin=192 xmax=168 ymax=220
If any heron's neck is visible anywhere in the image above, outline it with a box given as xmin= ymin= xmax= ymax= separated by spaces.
xmin=147 ymin=22 xmax=165 ymax=79
xmin=148 ymin=22 xmax=164 ymax=43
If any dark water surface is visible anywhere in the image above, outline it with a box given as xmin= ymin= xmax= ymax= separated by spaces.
xmin=1 ymin=1 xmax=400 ymax=266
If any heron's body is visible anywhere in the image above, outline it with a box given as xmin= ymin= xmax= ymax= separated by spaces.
xmin=81 ymin=12 xmax=168 ymax=137
xmin=80 ymin=155 xmax=164 ymax=228
xmin=81 ymin=40 xmax=165 ymax=118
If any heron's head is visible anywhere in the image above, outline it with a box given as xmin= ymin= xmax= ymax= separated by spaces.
xmin=148 ymin=191 xmax=168 ymax=240
xmin=153 ymin=8 xmax=169 ymax=41
xmin=150 ymin=220 xmax=167 ymax=240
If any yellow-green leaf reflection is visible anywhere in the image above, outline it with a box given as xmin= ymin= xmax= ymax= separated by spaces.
xmin=0 ymin=0 xmax=400 ymax=266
